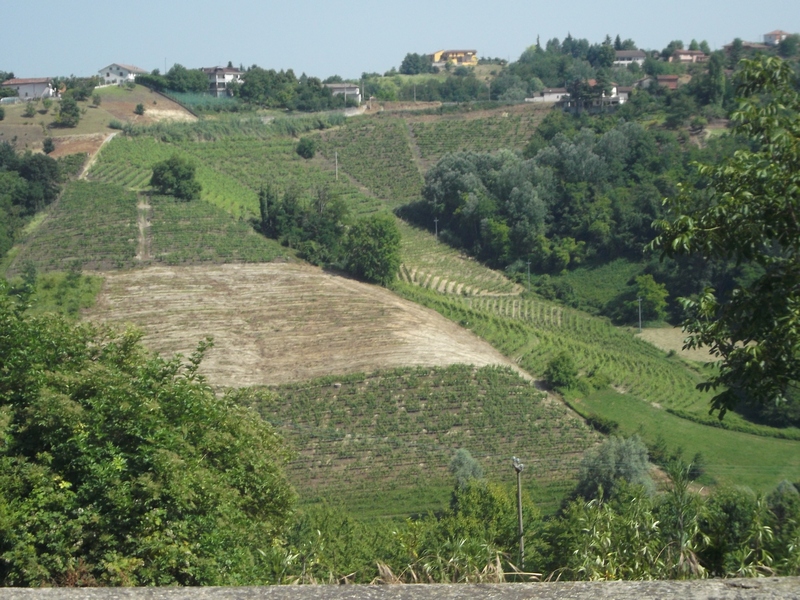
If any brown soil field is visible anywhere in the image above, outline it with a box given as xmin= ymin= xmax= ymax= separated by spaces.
xmin=637 ymin=327 xmax=717 ymax=363
xmin=87 ymin=263 xmax=528 ymax=388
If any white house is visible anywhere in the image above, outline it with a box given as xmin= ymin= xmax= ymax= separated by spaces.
xmin=202 ymin=66 xmax=243 ymax=97
xmin=324 ymin=83 xmax=361 ymax=104
xmin=0 ymin=78 xmax=56 ymax=100
xmin=764 ymin=30 xmax=791 ymax=46
xmin=98 ymin=63 xmax=147 ymax=85
xmin=525 ymin=87 xmax=569 ymax=103
xmin=613 ymin=50 xmax=647 ymax=67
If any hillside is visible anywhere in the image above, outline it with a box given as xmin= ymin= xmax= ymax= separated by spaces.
xmin=236 ymin=364 xmax=600 ymax=516
xmin=87 ymin=263 xmax=525 ymax=388
xmin=3 ymin=95 xmax=800 ymax=513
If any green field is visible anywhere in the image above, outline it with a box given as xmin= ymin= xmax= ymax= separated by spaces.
xmin=574 ymin=390 xmax=800 ymax=491
xmin=236 ymin=364 xmax=600 ymax=516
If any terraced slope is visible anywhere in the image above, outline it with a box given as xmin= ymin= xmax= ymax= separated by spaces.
xmin=87 ymin=263 xmax=527 ymax=389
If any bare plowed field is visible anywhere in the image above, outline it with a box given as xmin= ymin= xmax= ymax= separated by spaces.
xmin=87 ymin=263 xmax=526 ymax=388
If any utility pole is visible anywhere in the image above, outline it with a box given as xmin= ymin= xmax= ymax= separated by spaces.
xmin=434 ymin=217 xmax=439 ymax=237
xmin=335 ymin=151 xmax=338 ymax=181
xmin=637 ymin=296 xmax=643 ymax=333
xmin=526 ymin=261 xmax=531 ymax=293
xmin=512 ymin=456 xmax=524 ymax=570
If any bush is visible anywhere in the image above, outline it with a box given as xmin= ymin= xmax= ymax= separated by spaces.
xmin=449 ymin=449 xmax=484 ymax=488
xmin=296 ymin=136 xmax=316 ymax=159
xmin=42 ymin=137 xmax=55 ymax=154
xmin=108 ymin=119 xmax=124 ymax=130
xmin=134 ymin=103 xmax=145 ymax=115
xmin=23 ymin=102 xmax=36 ymax=118
xmin=575 ymin=435 xmax=653 ymax=499
xmin=0 ymin=106 xmax=4 ymax=121
xmin=545 ymin=351 xmax=578 ymax=390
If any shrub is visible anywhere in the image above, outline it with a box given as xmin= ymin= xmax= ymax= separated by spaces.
xmin=42 ymin=137 xmax=55 ymax=154
xmin=150 ymin=154 xmax=201 ymax=201
xmin=134 ymin=103 xmax=145 ymax=115
xmin=449 ymin=449 xmax=484 ymax=488
xmin=296 ymin=136 xmax=316 ymax=159
xmin=0 ymin=106 xmax=4 ymax=121
xmin=575 ymin=435 xmax=652 ymax=499
xmin=545 ymin=351 xmax=578 ymax=390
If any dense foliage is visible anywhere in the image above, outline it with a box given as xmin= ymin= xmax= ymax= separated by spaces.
xmin=238 ymin=67 xmax=354 ymax=111
xmin=344 ymin=213 xmax=402 ymax=286
xmin=0 ymin=285 xmax=295 ymax=586
xmin=150 ymin=154 xmax=202 ymax=200
xmin=652 ymin=56 xmax=800 ymax=417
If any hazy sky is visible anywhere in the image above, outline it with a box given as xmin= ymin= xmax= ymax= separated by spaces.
xmin=5 ymin=0 xmax=799 ymax=79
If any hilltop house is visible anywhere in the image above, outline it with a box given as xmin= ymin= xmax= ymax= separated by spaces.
xmin=430 ymin=50 xmax=478 ymax=68
xmin=614 ymin=50 xmax=647 ymax=67
xmin=764 ymin=30 xmax=791 ymax=46
xmin=323 ymin=83 xmax=361 ymax=104
xmin=0 ymin=78 xmax=56 ymax=100
xmin=525 ymin=87 xmax=569 ymax=103
xmin=202 ymin=66 xmax=243 ymax=97
xmin=669 ymin=49 xmax=708 ymax=64
xmin=98 ymin=63 xmax=147 ymax=85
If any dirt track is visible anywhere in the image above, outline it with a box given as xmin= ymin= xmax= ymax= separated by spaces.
xmin=87 ymin=264 xmax=528 ymax=388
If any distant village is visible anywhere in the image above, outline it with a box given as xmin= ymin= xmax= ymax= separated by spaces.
xmin=0 ymin=29 xmax=794 ymax=109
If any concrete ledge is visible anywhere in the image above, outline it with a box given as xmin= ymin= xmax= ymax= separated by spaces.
xmin=1 ymin=578 xmax=799 ymax=600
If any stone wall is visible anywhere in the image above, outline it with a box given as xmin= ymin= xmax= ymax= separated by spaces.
xmin=0 ymin=578 xmax=799 ymax=600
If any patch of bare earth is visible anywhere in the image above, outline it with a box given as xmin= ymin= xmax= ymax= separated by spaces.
xmin=637 ymin=327 xmax=717 ymax=363
xmin=48 ymin=133 xmax=109 ymax=158
xmin=87 ymin=263 xmax=527 ymax=388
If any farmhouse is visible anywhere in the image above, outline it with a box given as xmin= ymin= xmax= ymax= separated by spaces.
xmin=614 ymin=50 xmax=647 ymax=67
xmin=323 ymin=82 xmax=362 ymax=104
xmin=98 ymin=63 xmax=147 ymax=85
xmin=430 ymin=50 xmax=478 ymax=68
xmin=764 ymin=29 xmax=791 ymax=46
xmin=202 ymin=66 xmax=243 ymax=97
xmin=0 ymin=78 xmax=56 ymax=100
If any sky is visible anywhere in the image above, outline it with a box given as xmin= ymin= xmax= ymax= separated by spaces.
xmin=4 ymin=0 xmax=799 ymax=80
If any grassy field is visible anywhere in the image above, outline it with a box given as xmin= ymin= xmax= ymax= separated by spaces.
xmin=572 ymin=390 xmax=800 ymax=492
xmin=236 ymin=364 xmax=601 ymax=516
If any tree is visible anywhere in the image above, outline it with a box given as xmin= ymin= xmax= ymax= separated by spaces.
xmin=150 ymin=154 xmax=201 ymax=200
xmin=92 ymin=93 xmax=101 ymax=106
xmin=449 ymin=449 xmax=484 ymax=489
xmin=344 ymin=213 xmax=401 ymax=286
xmin=634 ymin=274 xmax=668 ymax=321
xmin=0 ymin=107 xmax=4 ymax=121
xmin=134 ymin=103 xmax=145 ymax=115
xmin=545 ymin=351 xmax=578 ymax=390
xmin=57 ymin=96 xmax=80 ymax=127
xmin=400 ymin=52 xmax=433 ymax=75
xmin=22 ymin=102 xmax=36 ymax=118
xmin=0 ymin=284 xmax=295 ymax=585
xmin=42 ymin=137 xmax=55 ymax=154
xmin=650 ymin=57 xmax=800 ymax=416
xmin=574 ymin=435 xmax=652 ymax=500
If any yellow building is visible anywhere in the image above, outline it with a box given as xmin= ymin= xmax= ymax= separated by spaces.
xmin=430 ymin=50 xmax=478 ymax=67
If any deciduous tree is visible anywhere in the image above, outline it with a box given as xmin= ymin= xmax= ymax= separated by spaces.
xmin=651 ymin=56 xmax=800 ymax=416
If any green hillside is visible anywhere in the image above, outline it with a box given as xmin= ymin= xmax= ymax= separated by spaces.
xmin=235 ymin=364 xmax=600 ymax=516
xmin=4 ymin=101 xmax=799 ymax=514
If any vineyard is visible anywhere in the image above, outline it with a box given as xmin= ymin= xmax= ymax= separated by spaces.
xmin=8 ymin=181 xmax=139 ymax=274
xmin=88 ymin=134 xmax=382 ymax=220
xmin=394 ymin=283 xmax=800 ymax=443
xmin=397 ymin=220 xmax=522 ymax=296
xmin=237 ymin=364 xmax=600 ymax=516
xmin=319 ymin=117 xmax=424 ymax=206
xmin=408 ymin=108 xmax=549 ymax=165
xmin=148 ymin=195 xmax=287 ymax=264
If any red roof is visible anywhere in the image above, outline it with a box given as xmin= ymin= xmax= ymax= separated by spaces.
xmin=1 ymin=78 xmax=52 ymax=86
